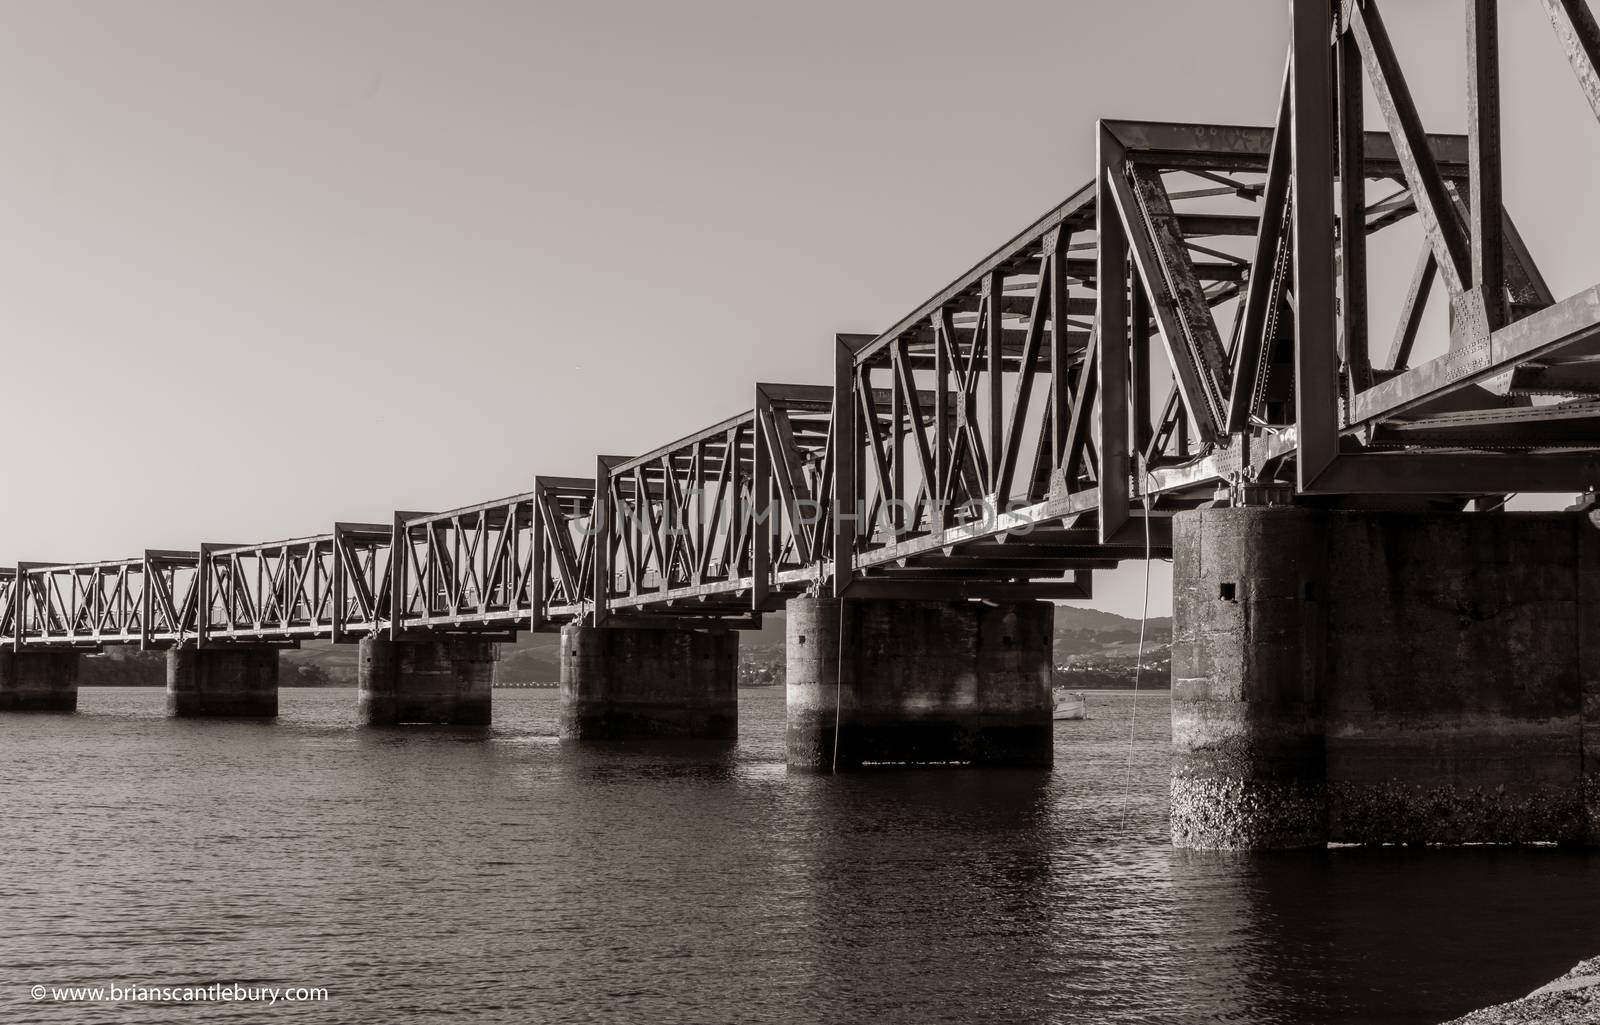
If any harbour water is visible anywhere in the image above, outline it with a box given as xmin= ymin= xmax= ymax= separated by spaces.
xmin=2 ymin=687 xmax=1596 ymax=1024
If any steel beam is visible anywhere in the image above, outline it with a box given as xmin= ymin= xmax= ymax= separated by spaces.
xmin=1097 ymin=122 xmax=1132 ymax=541
xmin=1291 ymin=0 xmax=1340 ymax=488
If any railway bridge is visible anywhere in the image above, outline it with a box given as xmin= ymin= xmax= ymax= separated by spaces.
xmin=5 ymin=0 xmax=1600 ymax=848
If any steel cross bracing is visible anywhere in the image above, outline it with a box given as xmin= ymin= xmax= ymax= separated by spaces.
xmin=391 ymin=497 xmax=535 ymax=637
xmin=530 ymin=476 xmax=597 ymax=629
xmin=194 ymin=526 xmax=392 ymax=646
xmin=590 ymin=384 xmax=834 ymax=630
xmin=10 ymin=553 xmax=198 ymax=650
xmin=9 ymin=0 xmax=1600 ymax=652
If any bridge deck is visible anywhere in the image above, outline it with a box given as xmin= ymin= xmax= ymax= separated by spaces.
xmin=10 ymin=0 xmax=1600 ymax=650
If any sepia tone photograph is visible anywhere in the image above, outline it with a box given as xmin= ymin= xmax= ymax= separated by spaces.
xmin=2 ymin=1 xmax=1599 ymax=1022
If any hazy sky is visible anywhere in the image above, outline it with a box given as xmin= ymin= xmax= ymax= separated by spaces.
xmin=3 ymin=1 xmax=1598 ymax=616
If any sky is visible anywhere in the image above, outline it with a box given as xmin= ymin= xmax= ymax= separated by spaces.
xmin=3 ymin=0 xmax=1598 ymax=617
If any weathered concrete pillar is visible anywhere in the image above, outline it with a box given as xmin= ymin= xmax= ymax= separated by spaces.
xmin=166 ymin=646 xmax=279 ymax=717
xmin=558 ymin=623 xmax=737 ymax=740
xmin=785 ymin=596 xmax=1053 ymax=772
xmin=1323 ymin=511 xmax=1593 ymax=846
xmin=1586 ymin=510 xmax=1600 ymax=845
xmin=1170 ymin=508 xmax=1328 ymax=849
xmin=1172 ymin=506 xmax=1598 ymax=850
xmin=358 ymin=636 xmax=494 ymax=726
xmin=0 ymin=651 xmax=80 ymax=712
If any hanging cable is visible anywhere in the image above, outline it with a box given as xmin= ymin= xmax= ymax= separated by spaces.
xmin=1120 ymin=457 xmax=1155 ymax=833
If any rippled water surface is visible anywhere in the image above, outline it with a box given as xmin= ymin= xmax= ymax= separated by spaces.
xmin=2 ymin=686 xmax=1597 ymax=1023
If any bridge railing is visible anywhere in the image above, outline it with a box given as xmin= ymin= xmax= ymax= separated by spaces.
xmin=1097 ymin=116 xmax=1470 ymax=510
xmin=16 ymin=559 xmax=139 ymax=649
xmin=836 ymin=187 xmax=1106 ymax=601
xmin=11 ymin=553 xmax=199 ymax=650
xmin=752 ymin=383 xmax=834 ymax=608
xmin=143 ymin=551 xmax=202 ymax=647
xmin=0 ymin=569 xmax=14 ymax=645
xmin=199 ymin=536 xmax=336 ymax=644
xmin=591 ymin=385 xmax=833 ymax=625
xmin=198 ymin=526 xmax=394 ymax=645
xmin=331 ymin=522 xmax=393 ymax=642
xmin=13 ymin=1 xmax=1600 ymax=634
xmin=390 ymin=496 xmax=534 ymax=636
xmin=831 ymin=94 xmax=1590 ymax=600
xmin=594 ymin=411 xmax=758 ymax=624
xmin=1103 ymin=1 xmax=1600 ymax=501
xmin=530 ymin=476 xmax=595 ymax=629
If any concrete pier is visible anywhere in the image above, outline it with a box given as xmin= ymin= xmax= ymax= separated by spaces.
xmin=1169 ymin=508 xmax=1328 ymax=848
xmin=1172 ymin=507 xmax=1598 ymax=849
xmin=0 ymin=651 xmax=80 ymax=712
xmin=166 ymin=646 xmax=279 ymax=717
xmin=558 ymin=623 xmax=737 ymax=740
xmin=1584 ymin=502 xmax=1600 ymax=846
xmin=358 ymin=636 xmax=494 ymax=726
xmin=785 ymin=596 xmax=1054 ymax=772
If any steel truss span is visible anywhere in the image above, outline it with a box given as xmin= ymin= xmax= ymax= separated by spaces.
xmin=10 ymin=0 xmax=1600 ymax=650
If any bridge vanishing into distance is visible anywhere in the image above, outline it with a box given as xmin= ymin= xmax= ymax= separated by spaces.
xmin=4 ymin=0 xmax=1600 ymax=849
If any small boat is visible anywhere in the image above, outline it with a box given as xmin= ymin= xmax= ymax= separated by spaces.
xmin=1052 ymin=689 xmax=1087 ymax=720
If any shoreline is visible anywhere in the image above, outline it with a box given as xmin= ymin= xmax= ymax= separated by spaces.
xmin=1442 ymin=957 xmax=1600 ymax=1024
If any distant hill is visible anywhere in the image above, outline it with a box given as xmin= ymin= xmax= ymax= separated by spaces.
xmin=80 ymin=645 xmax=348 ymax=687
xmin=281 ymin=641 xmax=362 ymax=684
xmin=1054 ymin=604 xmax=1170 ymax=659
xmin=488 ymin=604 xmax=1170 ymax=687
xmin=493 ymin=612 xmax=786 ymax=684
xmin=717 ymin=604 xmax=1170 ymax=653
xmin=492 ymin=603 xmax=1170 ymax=685
xmin=492 ymin=633 xmax=562 ymax=683
xmin=1051 ymin=604 xmax=1171 ymax=687
xmin=72 ymin=603 xmax=1169 ymax=689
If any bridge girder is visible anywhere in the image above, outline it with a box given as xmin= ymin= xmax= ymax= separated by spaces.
xmin=12 ymin=0 xmax=1600 ymax=648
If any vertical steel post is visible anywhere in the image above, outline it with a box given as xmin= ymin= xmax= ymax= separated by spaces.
xmin=1048 ymin=228 xmax=1072 ymax=493
xmin=1468 ymin=0 xmax=1506 ymax=329
xmin=751 ymin=411 xmax=771 ymax=612
xmin=832 ymin=335 xmax=869 ymax=598
xmin=986 ymin=270 xmax=1004 ymax=501
xmin=386 ymin=516 xmax=405 ymax=640
xmin=1096 ymin=122 xmax=1131 ymax=540
xmin=196 ymin=546 xmax=213 ymax=648
xmin=1290 ymin=0 xmax=1340 ymax=489
xmin=1337 ymin=20 xmax=1372 ymax=393
xmin=593 ymin=457 xmax=615 ymax=627
xmin=530 ymin=488 xmax=546 ymax=633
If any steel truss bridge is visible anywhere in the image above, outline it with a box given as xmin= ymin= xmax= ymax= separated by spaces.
xmin=6 ymin=0 xmax=1600 ymax=654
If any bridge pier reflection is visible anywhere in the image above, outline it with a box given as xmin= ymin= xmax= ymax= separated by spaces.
xmin=785 ymin=596 xmax=1054 ymax=772
xmin=558 ymin=622 xmax=737 ymax=741
xmin=357 ymin=636 xmax=493 ymax=727
xmin=0 ymin=650 xmax=79 ymax=712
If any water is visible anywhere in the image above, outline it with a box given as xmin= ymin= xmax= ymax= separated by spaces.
xmin=2 ymin=687 xmax=1596 ymax=1024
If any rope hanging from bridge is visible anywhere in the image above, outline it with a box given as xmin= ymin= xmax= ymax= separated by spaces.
xmin=1121 ymin=457 xmax=1156 ymax=834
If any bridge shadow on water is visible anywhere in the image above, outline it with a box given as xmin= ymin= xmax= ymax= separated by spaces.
xmin=755 ymin=772 xmax=1600 ymax=1024
xmin=1166 ymin=844 xmax=1600 ymax=1025
xmin=476 ymin=689 xmax=1599 ymax=1025
xmin=255 ymin=691 xmax=1600 ymax=1023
